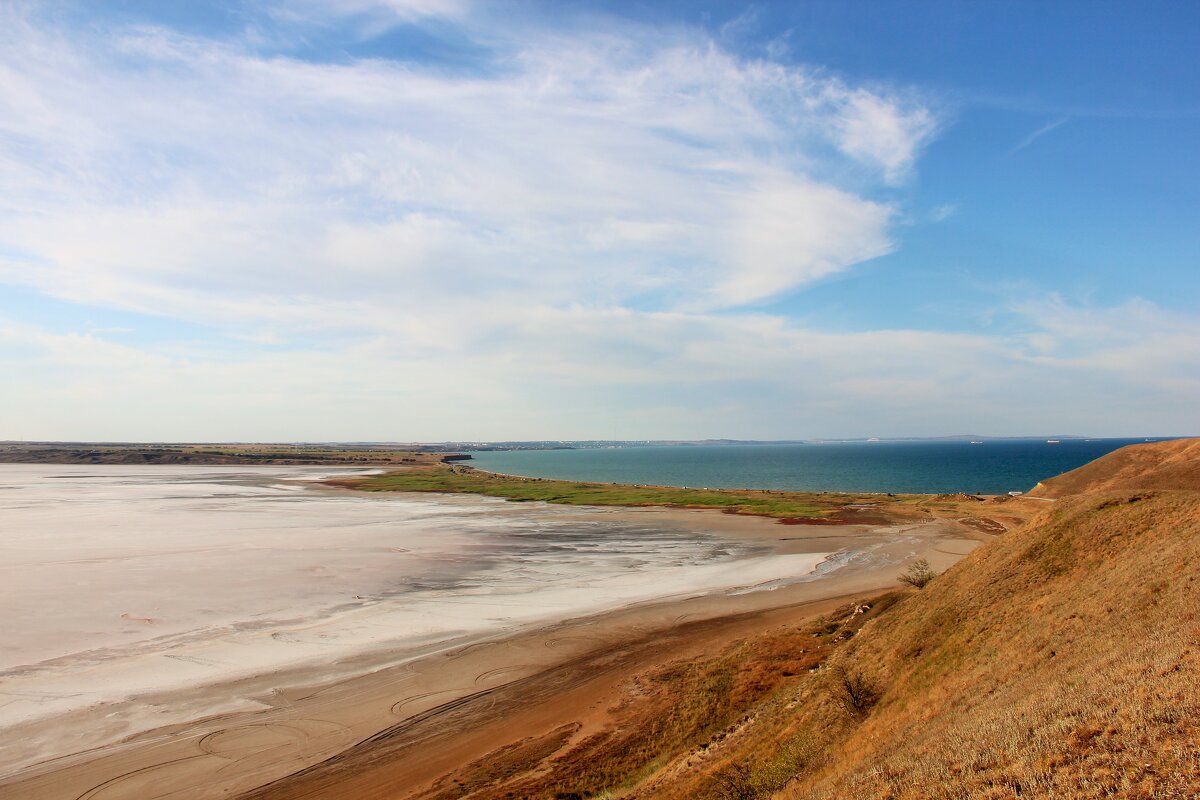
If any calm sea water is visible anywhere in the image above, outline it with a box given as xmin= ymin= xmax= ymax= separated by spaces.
xmin=467 ymin=438 xmax=1159 ymax=495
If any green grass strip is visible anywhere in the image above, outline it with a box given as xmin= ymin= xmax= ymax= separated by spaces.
xmin=349 ymin=467 xmax=906 ymax=519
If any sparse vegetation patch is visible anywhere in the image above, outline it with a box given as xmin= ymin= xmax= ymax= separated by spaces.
xmin=897 ymin=557 xmax=937 ymax=588
xmin=338 ymin=464 xmax=1020 ymax=523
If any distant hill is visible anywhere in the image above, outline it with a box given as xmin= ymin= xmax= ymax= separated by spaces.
xmin=0 ymin=442 xmax=456 ymax=467
xmin=1031 ymin=437 xmax=1200 ymax=497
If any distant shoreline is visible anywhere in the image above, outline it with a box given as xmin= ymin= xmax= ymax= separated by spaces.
xmin=462 ymin=438 xmax=1160 ymax=496
xmin=0 ymin=442 xmax=461 ymax=467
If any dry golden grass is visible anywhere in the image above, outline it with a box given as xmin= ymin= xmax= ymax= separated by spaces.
xmin=783 ymin=488 xmax=1200 ymax=799
xmin=1032 ymin=437 xmax=1200 ymax=498
xmin=442 ymin=441 xmax=1200 ymax=799
xmin=623 ymin=489 xmax=1200 ymax=800
xmin=403 ymin=598 xmax=901 ymax=800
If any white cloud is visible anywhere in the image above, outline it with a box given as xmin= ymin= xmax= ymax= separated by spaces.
xmin=713 ymin=176 xmax=892 ymax=306
xmin=0 ymin=4 xmax=936 ymax=333
xmin=262 ymin=0 xmax=469 ymax=40
xmin=2 ymin=295 xmax=1195 ymax=440
xmin=825 ymin=86 xmax=939 ymax=183
xmin=0 ymin=5 xmax=1193 ymax=440
xmin=1013 ymin=297 xmax=1200 ymax=389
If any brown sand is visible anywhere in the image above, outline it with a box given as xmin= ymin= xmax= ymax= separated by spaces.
xmin=242 ymin=592 xmax=865 ymax=800
xmin=0 ymin=509 xmax=985 ymax=800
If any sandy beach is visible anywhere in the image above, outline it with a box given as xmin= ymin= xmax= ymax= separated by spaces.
xmin=0 ymin=465 xmax=986 ymax=800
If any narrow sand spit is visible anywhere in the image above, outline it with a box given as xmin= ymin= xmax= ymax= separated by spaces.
xmin=0 ymin=465 xmax=985 ymax=800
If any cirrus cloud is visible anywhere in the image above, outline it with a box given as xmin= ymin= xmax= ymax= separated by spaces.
xmin=0 ymin=1 xmax=936 ymax=334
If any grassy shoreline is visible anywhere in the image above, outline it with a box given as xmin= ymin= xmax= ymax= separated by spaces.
xmin=330 ymin=462 xmax=955 ymax=522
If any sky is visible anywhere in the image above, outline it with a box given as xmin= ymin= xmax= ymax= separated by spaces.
xmin=0 ymin=0 xmax=1197 ymax=441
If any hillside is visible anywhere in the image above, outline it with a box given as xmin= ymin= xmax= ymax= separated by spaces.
xmin=1031 ymin=437 xmax=1200 ymax=497
xmin=649 ymin=439 xmax=1200 ymax=798
xmin=231 ymin=439 xmax=1200 ymax=799
xmin=705 ymin=488 xmax=1198 ymax=798
xmin=387 ymin=439 xmax=1200 ymax=798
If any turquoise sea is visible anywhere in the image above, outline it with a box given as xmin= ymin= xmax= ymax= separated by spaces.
xmin=466 ymin=438 xmax=1161 ymax=495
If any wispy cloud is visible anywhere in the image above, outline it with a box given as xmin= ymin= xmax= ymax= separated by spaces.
xmin=0 ymin=3 xmax=939 ymax=328
xmin=1009 ymin=116 xmax=1069 ymax=154
xmin=929 ymin=203 xmax=957 ymax=222
xmin=2 ymin=295 xmax=1196 ymax=440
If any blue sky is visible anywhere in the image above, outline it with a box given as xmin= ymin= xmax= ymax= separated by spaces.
xmin=0 ymin=0 xmax=1197 ymax=440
